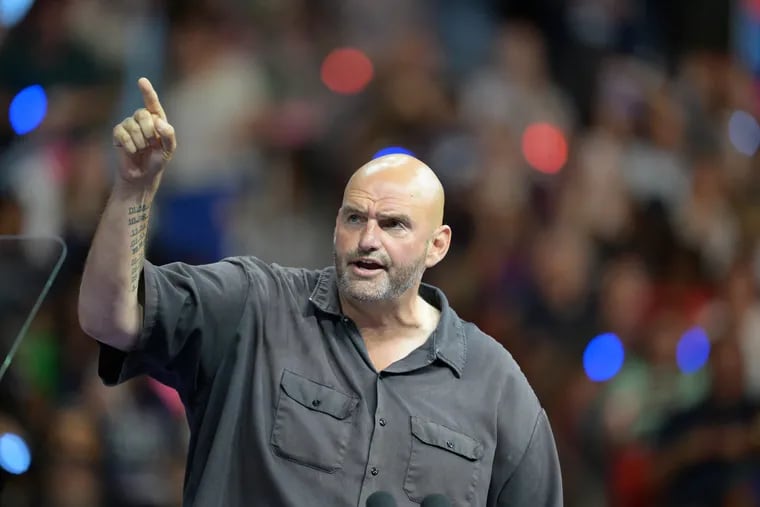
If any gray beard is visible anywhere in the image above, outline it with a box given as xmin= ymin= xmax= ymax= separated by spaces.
xmin=334 ymin=250 xmax=427 ymax=302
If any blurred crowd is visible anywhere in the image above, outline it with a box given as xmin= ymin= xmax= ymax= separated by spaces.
xmin=1 ymin=0 xmax=759 ymax=505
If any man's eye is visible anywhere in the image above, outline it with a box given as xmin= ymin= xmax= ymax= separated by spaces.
xmin=384 ymin=220 xmax=404 ymax=229
xmin=346 ymin=214 xmax=362 ymax=224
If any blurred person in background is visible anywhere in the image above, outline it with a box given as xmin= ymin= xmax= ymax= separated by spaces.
xmin=0 ymin=0 xmax=117 ymax=148
xmin=704 ymin=260 xmax=760 ymax=403
xmin=147 ymin=4 xmax=269 ymax=265
xmin=674 ymin=151 xmax=739 ymax=279
xmin=459 ymin=21 xmax=576 ymax=141
xmin=621 ymin=78 xmax=690 ymax=221
xmin=652 ymin=337 xmax=760 ymax=507
xmin=42 ymin=405 xmax=102 ymax=507
xmin=97 ymin=377 xmax=187 ymax=507
xmin=0 ymin=0 xmax=117 ymax=265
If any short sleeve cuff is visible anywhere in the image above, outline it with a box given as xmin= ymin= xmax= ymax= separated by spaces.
xmin=97 ymin=260 xmax=161 ymax=386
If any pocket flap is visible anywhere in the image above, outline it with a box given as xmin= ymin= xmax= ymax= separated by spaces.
xmin=410 ymin=417 xmax=483 ymax=461
xmin=280 ymin=370 xmax=358 ymax=420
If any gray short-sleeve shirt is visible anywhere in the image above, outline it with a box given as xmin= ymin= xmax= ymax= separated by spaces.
xmin=98 ymin=257 xmax=562 ymax=507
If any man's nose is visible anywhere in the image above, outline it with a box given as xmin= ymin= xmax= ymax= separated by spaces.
xmin=358 ymin=221 xmax=381 ymax=251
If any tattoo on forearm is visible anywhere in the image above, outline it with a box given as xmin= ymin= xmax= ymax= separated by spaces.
xmin=127 ymin=203 xmax=150 ymax=292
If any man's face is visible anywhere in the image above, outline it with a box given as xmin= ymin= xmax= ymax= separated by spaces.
xmin=333 ymin=180 xmax=431 ymax=303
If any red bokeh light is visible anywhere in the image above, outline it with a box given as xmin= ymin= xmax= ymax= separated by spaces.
xmin=746 ymin=0 xmax=760 ymax=20
xmin=521 ymin=122 xmax=568 ymax=174
xmin=321 ymin=48 xmax=374 ymax=95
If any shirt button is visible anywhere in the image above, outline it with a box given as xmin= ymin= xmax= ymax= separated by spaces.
xmin=312 ymin=399 xmax=321 ymax=407
xmin=446 ymin=441 xmax=454 ymax=449
xmin=378 ymin=418 xmax=387 ymax=427
xmin=370 ymin=467 xmax=379 ymax=476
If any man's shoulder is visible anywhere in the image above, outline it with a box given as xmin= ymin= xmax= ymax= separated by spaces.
xmin=457 ymin=316 xmax=541 ymax=408
xmin=225 ymin=255 xmax=322 ymax=275
xmin=458 ymin=318 xmax=519 ymax=373
xmin=425 ymin=284 xmax=522 ymax=379
xmin=221 ymin=255 xmax=326 ymax=293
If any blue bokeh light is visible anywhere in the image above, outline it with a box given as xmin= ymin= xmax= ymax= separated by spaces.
xmin=372 ymin=146 xmax=415 ymax=159
xmin=0 ymin=433 xmax=31 ymax=475
xmin=0 ymin=0 xmax=35 ymax=28
xmin=9 ymin=84 xmax=47 ymax=135
xmin=728 ymin=110 xmax=760 ymax=156
xmin=583 ymin=333 xmax=625 ymax=382
xmin=676 ymin=327 xmax=711 ymax=374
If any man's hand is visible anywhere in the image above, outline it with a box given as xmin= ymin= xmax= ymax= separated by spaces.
xmin=113 ymin=77 xmax=177 ymax=186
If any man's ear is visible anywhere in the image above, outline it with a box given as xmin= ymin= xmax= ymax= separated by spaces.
xmin=425 ymin=225 xmax=451 ymax=268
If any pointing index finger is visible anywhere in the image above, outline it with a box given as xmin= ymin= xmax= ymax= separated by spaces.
xmin=138 ymin=77 xmax=166 ymax=120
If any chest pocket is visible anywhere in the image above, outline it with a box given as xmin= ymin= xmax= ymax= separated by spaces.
xmin=271 ymin=369 xmax=359 ymax=473
xmin=404 ymin=417 xmax=484 ymax=506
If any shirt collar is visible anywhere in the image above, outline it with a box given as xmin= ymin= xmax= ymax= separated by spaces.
xmin=309 ymin=266 xmax=466 ymax=377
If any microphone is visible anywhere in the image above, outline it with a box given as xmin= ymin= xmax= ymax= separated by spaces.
xmin=366 ymin=491 xmax=396 ymax=507
xmin=421 ymin=494 xmax=452 ymax=507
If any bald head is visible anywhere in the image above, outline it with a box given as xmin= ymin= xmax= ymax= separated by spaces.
xmin=343 ymin=154 xmax=445 ymax=228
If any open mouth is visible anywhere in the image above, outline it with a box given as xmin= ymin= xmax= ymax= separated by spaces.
xmin=350 ymin=258 xmax=386 ymax=274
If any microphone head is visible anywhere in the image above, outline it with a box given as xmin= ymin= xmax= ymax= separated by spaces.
xmin=420 ymin=494 xmax=452 ymax=507
xmin=366 ymin=491 xmax=396 ymax=507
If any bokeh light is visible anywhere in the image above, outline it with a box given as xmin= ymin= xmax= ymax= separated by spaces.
xmin=728 ymin=110 xmax=760 ymax=156
xmin=0 ymin=0 xmax=35 ymax=28
xmin=321 ymin=48 xmax=374 ymax=95
xmin=746 ymin=0 xmax=760 ymax=20
xmin=0 ymin=433 xmax=31 ymax=475
xmin=372 ymin=146 xmax=415 ymax=159
xmin=9 ymin=84 xmax=47 ymax=135
xmin=583 ymin=333 xmax=625 ymax=382
xmin=521 ymin=122 xmax=568 ymax=174
xmin=676 ymin=327 xmax=711 ymax=374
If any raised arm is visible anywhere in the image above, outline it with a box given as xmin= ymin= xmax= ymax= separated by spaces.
xmin=78 ymin=77 xmax=177 ymax=351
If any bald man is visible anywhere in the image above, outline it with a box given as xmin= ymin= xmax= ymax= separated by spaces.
xmin=80 ymin=79 xmax=562 ymax=507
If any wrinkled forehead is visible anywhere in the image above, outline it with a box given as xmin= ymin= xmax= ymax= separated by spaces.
xmin=342 ymin=182 xmax=428 ymax=217
xmin=342 ymin=176 xmax=432 ymax=216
